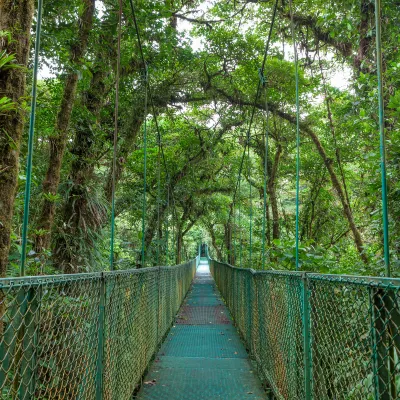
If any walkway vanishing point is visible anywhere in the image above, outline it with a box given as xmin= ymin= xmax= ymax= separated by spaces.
xmin=136 ymin=258 xmax=265 ymax=399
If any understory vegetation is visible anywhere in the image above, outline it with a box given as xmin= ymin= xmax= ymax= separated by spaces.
xmin=0 ymin=0 xmax=399 ymax=277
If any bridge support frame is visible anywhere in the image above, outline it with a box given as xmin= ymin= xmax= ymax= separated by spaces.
xmin=96 ymin=273 xmax=106 ymax=400
xmin=301 ymin=273 xmax=312 ymax=400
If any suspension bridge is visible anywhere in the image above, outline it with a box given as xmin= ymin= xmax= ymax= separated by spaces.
xmin=1 ymin=0 xmax=398 ymax=397
xmin=1 ymin=247 xmax=400 ymax=399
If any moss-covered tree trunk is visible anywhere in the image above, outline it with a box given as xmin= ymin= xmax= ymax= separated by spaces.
xmin=0 ymin=0 xmax=35 ymax=278
xmin=268 ymin=144 xmax=282 ymax=241
xmin=104 ymin=112 xmax=144 ymax=203
xmin=54 ymin=68 xmax=109 ymax=273
xmin=35 ymin=0 xmax=95 ymax=254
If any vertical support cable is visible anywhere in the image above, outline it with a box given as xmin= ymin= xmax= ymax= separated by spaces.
xmin=289 ymin=0 xmax=301 ymax=270
xmin=233 ymin=203 xmax=237 ymax=264
xmin=262 ymin=87 xmax=270 ymax=270
xmin=248 ymin=145 xmax=253 ymax=267
xmin=109 ymin=0 xmax=122 ymax=271
xmin=141 ymin=67 xmax=149 ymax=268
xmin=226 ymin=0 xmax=278 ymax=254
xmin=375 ymin=5 xmax=394 ymax=394
xmin=165 ymin=184 xmax=170 ymax=264
xmin=238 ymin=180 xmax=243 ymax=268
xmin=95 ymin=273 xmax=106 ymax=400
xmin=156 ymin=137 xmax=161 ymax=266
xmin=374 ymin=0 xmax=390 ymax=277
xmin=301 ymin=273 xmax=312 ymax=399
xmin=20 ymin=0 xmax=43 ymax=276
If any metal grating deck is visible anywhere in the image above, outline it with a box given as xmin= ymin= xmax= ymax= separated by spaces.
xmin=135 ymin=260 xmax=265 ymax=399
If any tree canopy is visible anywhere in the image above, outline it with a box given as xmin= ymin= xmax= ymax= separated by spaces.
xmin=0 ymin=0 xmax=399 ymax=277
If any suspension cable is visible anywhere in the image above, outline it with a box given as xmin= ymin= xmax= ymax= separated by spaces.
xmin=20 ymin=0 xmax=43 ymax=276
xmin=109 ymin=0 xmax=123 ymax=271
xmin=289 ymin=0 xmax=301 ymax=271
xmin=374 ymin=0 xmax=390 ymax=277
xmin=141 ymin=68 xmax=149 ymax=267
xmin=262 ymin=92 xmax=270 ymax=270
xmin=128 ymin=0 xmax=180 ymax=264
xmin=238 ymin=179 xmax=243 ymax=268
xmin=156 ymin=132 xmax=161 ymax=266
xmin=230 ymin=0 xmax=278 ymax=268
xmin=248 ymin=144 xmax=253 ymax=266
xmin=229 ymin=0 xmax=279 ymax=223
xmin=165 ymin=184 xmax=170 ymax=264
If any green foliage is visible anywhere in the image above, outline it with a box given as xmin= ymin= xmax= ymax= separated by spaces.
xmin=5 ymin=0 xmax=400 ymax=277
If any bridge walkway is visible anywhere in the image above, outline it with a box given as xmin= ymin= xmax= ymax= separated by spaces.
xmin=136 ymin=259 xmax=265 ymax=400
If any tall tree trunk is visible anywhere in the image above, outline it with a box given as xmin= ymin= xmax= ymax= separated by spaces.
xmin=354 ymin=0 xmax=374 ymax=72
xmin=137 ymin=202 xmax=169 ymax=268
xmin=0 ymin=0 xmax=35 ymax=278
xmin=213 ymin=86 xmax=368 ymax=263
xmin=104 ymin=111 xmax=144 ymax=203
xmin=176 ymin=226 xmax=183 ymax=264
xmin=35 ymin=0 xmax=95 ymax=253
xmin=268 ymin=144 xmax=282 ymax=241
xmin=224 ymin=219 xmax=233 ymax=264
xmin=225 ymin=203 xmax=236 ymax=265
xmin=54 ymin=68 xmax=109 ymax=273
xmin=208 ymin=224 xmax=223 ymax=261
xmin=306 ymin=128 xmax=368 ymax=263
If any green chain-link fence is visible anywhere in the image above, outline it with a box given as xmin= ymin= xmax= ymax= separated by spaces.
xmin=0 ymin=259 xmax=197 ymax=399
xmin=210 ymin=259 xmax=400 ymax=400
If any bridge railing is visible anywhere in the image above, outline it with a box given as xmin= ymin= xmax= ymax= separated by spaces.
xmin=0 ymin=258 xmax=197 ymax=399
xmin=210 ymin=259 xmax=400 ymax=400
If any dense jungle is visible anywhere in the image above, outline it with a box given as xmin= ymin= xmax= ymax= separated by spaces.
xmin=1 ymin=0 xmax=399 ymax=277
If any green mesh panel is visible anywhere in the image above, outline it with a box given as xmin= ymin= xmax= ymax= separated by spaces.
xmin=136 ymin=261 xmax=265 ymax=399
xmin=0 ymin=260 xmax=196 ymax=399
xmin=210 ymin=259 xmax=400 ymax=400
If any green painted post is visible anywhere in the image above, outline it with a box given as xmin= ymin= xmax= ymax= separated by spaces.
xmin=248 ymin=146 xmax=253 ymax=268
xmin=141 ymin=66 xmax=149 ymax=268
xmin=289 ymin=0 xmax=301 ymax=271
xmin=19 ymin=287 xmax=39 ymax=399
xmin=165 ymin=186 xmax=170 ymax=265
xmin=156 ymin=266 xmax=161 ymax=345
xmin=20 ymin=0 xmax=43 ymax=276
xmin=96 ymin=274 xmax=106 ymax=400
xmin=374 ymin=0 xmax=390 ymax=278
xmin=246 ymin=272 xmax=253 ymax=348
xmin=301 ymin=273 xmax=312 ymax=399
xmin=109 ymin=0 xmax=122 ymax=271
xmin=371 ymin=289 xmax=390 ymax=400
xmin=255 ymin=274 xmax=265 ymax=370
xmin=262 ymin=111 xmax=269 ymax=270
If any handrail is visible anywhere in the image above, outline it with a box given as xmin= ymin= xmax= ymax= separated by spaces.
xmin=208 ymin=256 xmax=400 ymax=287
xmin=0 ymin=259 xmax=197 ymax=399
xmin=210 ymin=257 xmax=400 ymax=399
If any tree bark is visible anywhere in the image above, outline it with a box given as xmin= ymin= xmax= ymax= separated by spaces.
xmin=0 ymin=0 xmax=35 ymax=277
xmin=139 ymin=201 xmax=169 ymax=268
xmin=225 ymin=204 xmax=234 ymax=264
xmin=104 ymin=111 xmax=144 ymax=203
xmin=268 ymin=144 xmax=282 ymax=241
xmin=35 ymin=0 xmax=95 ymax=253
xmin=208 ymin=224 xmax=223 ymax=261
xmin=54 ymin=67 xmax=109 ymax=273
xmin=354 ymin=0 xmax=374 ymax=72
xmin=176 ymin=226 xmax=183 ymax=265
xmin=305 ymin=128 xmax=368 ymax=263
xmin=211 ymin=85 xmax=368 ymax=263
